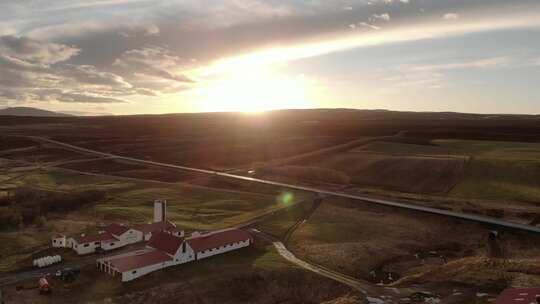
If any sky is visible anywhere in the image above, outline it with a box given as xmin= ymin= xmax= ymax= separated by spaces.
xmin=0 ymin=0 xmax=539 ymax=115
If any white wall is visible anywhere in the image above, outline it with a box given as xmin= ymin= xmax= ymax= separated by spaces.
xmin=195 ymin=239 xmax=251 ymax=260
xmin=66 ymin=238 xmax=75 ymax=248
xmin=115 ymin=229 xmax=143 ymax=245
xmin=51 ymin=237 xmax=66 ymax=248
xmin=101 ymin=240 xmax=124 ymax=251
xmin=73 ymin=241 xmax=100 ymax=255
xmin=172 ymin=242 xmax=195 ymax=265
xmin=120 ymin=260 xmax=175 ymax=282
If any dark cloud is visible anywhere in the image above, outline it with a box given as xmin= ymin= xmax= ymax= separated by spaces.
xmin=0 ymin=35 xmax=80 ymax=64
xmin=113 ymin=46 xmax=194 ymax=83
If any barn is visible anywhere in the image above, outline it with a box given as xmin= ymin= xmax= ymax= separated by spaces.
xmin=96 ymin=228 xmax=253 ymax=282
xmin=186 ymin=228 xmax=253 ymax=261
xmin=97 ymin=232 xmax=185 ymax=281
xmin=97 ymin=249 xmax=175 ymax=281
xmin=70 ymin=232 xmax=120 ymax=255
xmin=496 ymin=288 xmax=540 ymax=304
xmin=104 ymin=223 xmax=143 ymax=245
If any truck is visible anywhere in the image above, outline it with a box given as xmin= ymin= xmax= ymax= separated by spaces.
xmin=38 ymin=277 xmax=51 ymax=295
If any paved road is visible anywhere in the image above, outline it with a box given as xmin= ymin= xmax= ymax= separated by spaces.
xmin=27 ymin=136 xmax=540 ymax=234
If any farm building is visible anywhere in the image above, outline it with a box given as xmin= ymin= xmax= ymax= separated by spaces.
xmin=96 ymin=228 xmax=253 ymax=282
xmin=51 ymin=234 xmax=66 ymax=248
xmin=186 ymin=228 xmax=253 ymax=261
xmin=68 ymin=232 xmax=121 ymax=255
xmin=103 ymin=223 xmax=144 ymax=245
xmin=134 ymin=220 xmax=184 ymax=241
xmin=53 ymin=200 xmax=184 ymax=255
xmin=496 ymin=288 xmax=540 ymax=304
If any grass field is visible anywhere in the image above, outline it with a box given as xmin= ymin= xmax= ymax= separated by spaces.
xmin=272 ymin=139 xmax=540 ymax=202
xmin=0 ymin=166 xmax=307 ymax=272
xmin=255 ymin=196 xmax=540 ymax=302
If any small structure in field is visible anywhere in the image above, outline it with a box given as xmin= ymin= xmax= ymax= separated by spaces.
xmin=495 ymin=288 xmax=540 ymax=304
xmin=51 ymin=234 xmax=66 ymax=248
xmin=96 ymin=228 xmax=253 ymax=282
xmin=55 ymin=199 xmax=184 ymax=255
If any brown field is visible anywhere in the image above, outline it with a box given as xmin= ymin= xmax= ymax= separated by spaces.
xmin=2 ymin=109 xmax=540 ymax=303
xmin=258 ymin=196 xmax=540 ymax=302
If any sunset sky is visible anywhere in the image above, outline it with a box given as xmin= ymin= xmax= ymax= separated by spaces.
xmin=1 ymin=0 xmax=540 ymax=115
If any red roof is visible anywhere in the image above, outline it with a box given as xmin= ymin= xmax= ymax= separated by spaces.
xmin=104 ymin=223 xmax=130 ymax=236
xmin=187 ymin=229 xmax=252 ymax=253
xmin=134 ymin=221 xmax=177 ymax=235
xmin=75 ymin=232 xmax=117 ymax=244
xmin=147 ymin=232 xmax=184 ymax=256
xmin=109 ymin=249 xmax=172 ymax=272
xmin=496 ymin=288 xmax=540 ymax=304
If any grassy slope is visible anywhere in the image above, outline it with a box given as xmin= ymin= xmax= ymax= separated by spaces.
xmin=258 ymin=196 xmax=540 ymax=298
xmin=354 ymin=140 xmax=540 ymax=202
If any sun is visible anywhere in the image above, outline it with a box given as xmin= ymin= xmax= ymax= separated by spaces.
xmin=186 ymin=65 xmax=315 ymax=113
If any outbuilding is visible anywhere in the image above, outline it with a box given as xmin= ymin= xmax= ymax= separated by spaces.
xmin=71 ymin=232 xmax=120 ymax=255
xmin=186 ymin=228 xmax=252 ymax=261
xmin=98 ymin=249 xmax=174 ymax=282
xmin=51 ymin=234 xmax=66 ymax=248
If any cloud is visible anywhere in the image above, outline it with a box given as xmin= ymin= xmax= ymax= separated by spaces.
xmin=443 ymin=13 xmax=460 ymax=20
xmin=358 ymin=22 xmax=382 ymax=30
xmin=371 ymin=13 xmax=390 ymax=22
xmin=0 ymin=35 xmax=136 ymax=104
xmin=0 ymin=35 xmax=80 ymax=64
xmin=54 ymin=92 xmax=127 ymax=103
xmin=113 ymin=46 xmax=194 ymax=83
xmin=1 ymin=0 xmax=539 ymax=111
xmin=411 ymin=57 xmax=512 ymax=71
xmin=118 ymin=24 xmax=160 ymax=37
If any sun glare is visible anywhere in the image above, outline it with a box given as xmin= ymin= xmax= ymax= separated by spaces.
xmin=186 ymin=64 xmax=315 ymax=113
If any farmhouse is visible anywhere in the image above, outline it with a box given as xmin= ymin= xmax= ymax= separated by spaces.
xmin=96 ymin=228 xmax=253 ymax=282
xmin=52 ymin=199 xmax=184 ymax=255
xmin=69 ymin=232 xmax=121 ymax=255
xmin=104 ymin=223 xmax=144 ymax=245
xmin=496 ymin=288 xmax=540 ymax=304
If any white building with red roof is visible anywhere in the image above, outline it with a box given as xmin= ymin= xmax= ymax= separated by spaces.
xmin=103 ymin=223 xmax=143 ymax=245
xmin=68 ymin=232 xmax=121 ymax=255
xmin=96 ymin=228 xmax=252 ymax=282
xmin=186 ymin=228 xmax=253 ymax=261
xmin=51 ymin=234 xmax=66 ymax=248
xmin=134 ymin=220 xmax=183 ymax=241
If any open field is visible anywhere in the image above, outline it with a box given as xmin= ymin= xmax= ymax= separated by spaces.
xmin=256 ymin=139 xmax=540 ymax=204
xmin=256 ymin=196 xmax=540 ymax=303
xmin=3 ymin=110 xmax=540 ymax=303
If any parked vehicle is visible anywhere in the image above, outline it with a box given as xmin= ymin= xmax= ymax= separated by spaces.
xmin=55 ymin=267 xmax=80 ymax=282
xmin=38 ymin=277 xmax=51 ymax=295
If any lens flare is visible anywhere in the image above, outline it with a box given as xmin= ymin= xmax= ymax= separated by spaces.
xmin=277 ymin=191 xmax=295 ymax=206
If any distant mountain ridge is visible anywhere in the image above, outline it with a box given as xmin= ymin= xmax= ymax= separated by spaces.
xmin=0 ymin=107 xmax=73 ymax=117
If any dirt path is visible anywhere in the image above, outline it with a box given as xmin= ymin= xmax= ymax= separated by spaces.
xmin=250 ymin=228 xmax=418 ymax=304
